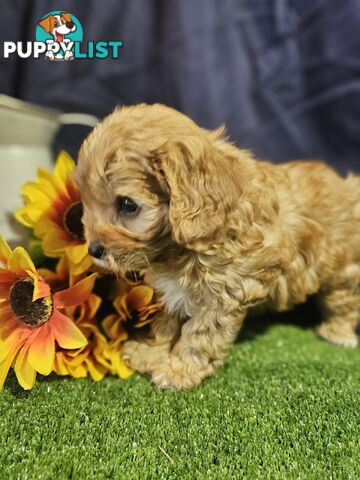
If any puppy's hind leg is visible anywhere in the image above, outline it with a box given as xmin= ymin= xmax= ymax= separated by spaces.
xmin=317 ymin=265 xmax=360 ymax=348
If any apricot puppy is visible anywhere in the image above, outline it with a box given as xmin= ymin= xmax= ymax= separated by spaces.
xmin=76 ymin=103 xmax=360 ymax=390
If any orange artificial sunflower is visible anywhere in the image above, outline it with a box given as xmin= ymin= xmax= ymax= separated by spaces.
xmin=0 ymin=236 xmax=96 ymax=390
xmin=54 ymin=293 xmax=112 ymax=381
xmin=38 ymin=257 xmax=111 ymax=381
xmin=102 ymin=285 xmax=161 ymax=379
xmin=15 ymin=151 xmax=92 ymax=275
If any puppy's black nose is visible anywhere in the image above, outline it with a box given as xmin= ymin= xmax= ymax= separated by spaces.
xmin=66 ymin=21 xmax=75 ymax=29
xmin=88 ymin=243 xmax=105 ymax=259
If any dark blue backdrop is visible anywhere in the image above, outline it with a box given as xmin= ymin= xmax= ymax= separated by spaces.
xmin=1 ymin=0 xmax=359 ymax=174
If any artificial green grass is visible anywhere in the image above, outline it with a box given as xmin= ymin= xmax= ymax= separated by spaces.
xmin=1 ymin=312 xmax=359 ymax=479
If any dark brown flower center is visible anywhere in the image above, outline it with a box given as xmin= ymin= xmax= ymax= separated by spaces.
xmin=10 ymin=278 xmax=53 ymax=327
xmin=63 ymin=201 xmax=85 ymax=240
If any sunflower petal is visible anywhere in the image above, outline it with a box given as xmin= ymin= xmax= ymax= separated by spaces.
xmin=54 ymin=352 xmax=68 ymax=376
xmin=0 ymin=236 xmax=12 ymax=265
xmin=86 ymin=358 xmax=107 ymax=381
xmin=36 ymin=173 xmax=58 ymax=192
xmin=8 ymin=247 xmax=36 ymax=275
xmin=65 ymin=348 xmax=89 ymax=366
xmin=134 ymin=318 xmax=154 ymax=329
xmin=42 ymin=229 xmax=70 ymax=257
xmin=87 ymin=294 xmax=102 ymax=318
xmin=34 ymin=218 xmax=59 ymax=239
xmin=27 ymin=324 xmax=55 ymax=376
xmin=21 ymin=181 xmax=55 ymax=204
xmin=0 ymin=343 xmax=21 ymax=390
xmin=113 ymin=295 xmax=129 ymax=319
xmin=35 ymin=280 xmax=51 ymax=301
xmin=56 ymin=256 xmax=69 ymax=279
xmin=25 ymin=270 xmax=50 ymax=301
xmin=51 ymin=309 xmax=87 ymax=349
xmin=68 ymin=363 xmax=87 ymax=378
xmin=66 ymin=243 xmax=89 ymax=265
xmin=17 ymin=202 xmax=46 ymax=224
xmin=126 ymin=286 xmax=154 ymax=310
xmin=14 ymin=344 xmax=37 ymax=390
xmin=54 ymin=151 xmax=76 ymax=183
xmin=68 ymin=254 xmax=93 ymax=276
xmin=114 ymin=352 xmax=134 ymax=379
xmin=36 ymin=268 xmax=60 ymax=285
xmin=0 ymin=327 xmax=26 ymax=363
xmin=94 ymin=348 xmax=112 ymax=370
xmin=14 ymin=208 xmax=34 ymax=228
xmin=102 ymin=314 xmax=126 ymax=340
xmin=0 ymin=314 xmax=21 ymax=340
xmin=54 ymin=273 xmax=97 ymax=308
xmin=37 ymin=166 xmax=69 ymax=198
xmin=0 ymin=271 xmax=16 ymax=283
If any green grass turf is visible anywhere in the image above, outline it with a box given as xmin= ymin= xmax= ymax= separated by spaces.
xmin=1 ymin=310 xmax=359 ymax=479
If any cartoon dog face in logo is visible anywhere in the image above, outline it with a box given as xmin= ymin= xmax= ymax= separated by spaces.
xmin=38 ymin=12 xmax=76 ymax=61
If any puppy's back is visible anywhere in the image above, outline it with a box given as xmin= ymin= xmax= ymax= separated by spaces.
xmin=282 ymin=160 xmax=360 ymax=260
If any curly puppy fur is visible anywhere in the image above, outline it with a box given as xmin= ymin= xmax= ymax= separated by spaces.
xmin=76 ymin=103 xmax=360 ymax=390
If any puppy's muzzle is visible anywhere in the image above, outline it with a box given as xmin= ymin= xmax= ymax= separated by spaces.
xmin=88 ymin=243 xmax=105 ymax=259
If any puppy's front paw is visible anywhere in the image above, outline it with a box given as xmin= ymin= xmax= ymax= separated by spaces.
xmin=121 ymin=340 xmax=170 ymax=374
xmin=151 ymin=355 xmax=215 ymax=391
xmin=122 ymin=341 xmax=217 ymax=390
xmin=121 ymin=340 xmax=149 ymax=373
xmin=151 ymin=367 xmax=197 ymax=390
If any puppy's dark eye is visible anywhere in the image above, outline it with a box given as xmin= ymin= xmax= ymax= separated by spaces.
xmin=116 ymin=196 xmax=139 ymax=215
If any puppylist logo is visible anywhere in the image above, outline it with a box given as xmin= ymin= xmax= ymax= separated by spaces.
xmin=2 ymin=11 xmax=123 ymax=61
xmin=36 ymin=11 xmax=82 ymax=61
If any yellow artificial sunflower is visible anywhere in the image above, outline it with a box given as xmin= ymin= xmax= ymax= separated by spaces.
xmin=15 ymin=151 xmax=92 ymax=275
xmin=0 ymin=236 xmax=96 ymax=390
xmin=102 ymin=285 xmax=161 ymax=379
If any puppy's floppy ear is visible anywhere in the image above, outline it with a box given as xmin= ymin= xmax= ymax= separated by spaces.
xmin=61 ymin=12 xmax=72 ymax=23
xmin=38 ymin=16 xmax=54 ymax=33
xmin=153 ymin=130 xmax=241 ymax=251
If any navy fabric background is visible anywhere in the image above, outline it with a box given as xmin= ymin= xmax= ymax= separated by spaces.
xmin=0 ymin=0 xmax=359 ymax=174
